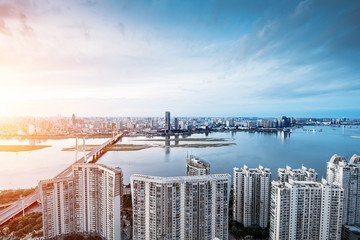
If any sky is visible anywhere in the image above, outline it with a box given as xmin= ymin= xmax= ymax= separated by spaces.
xmin=0 ymin=0 xmax=359 ymax=118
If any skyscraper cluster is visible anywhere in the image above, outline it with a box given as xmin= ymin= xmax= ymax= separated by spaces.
xmin=40 ymin=164 xmax=123 ymax=240
xmin=270 ymin=179 xmax=343 ymax=240
xmin=231 ymin=155 xmax=360 ymax=240
xmin=267 ymin=154 xmax=360 ymax=240
xmin=40 ymin=150 xmax=360 ymax=240
xmin=40 ymin=154 xmax=231 ymax=240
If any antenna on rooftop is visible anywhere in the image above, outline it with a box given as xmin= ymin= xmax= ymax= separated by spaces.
xmin=75 ymin=137 xmax=78 ymax=163
xmin=83 ymin=137 xmax=86 ymax=163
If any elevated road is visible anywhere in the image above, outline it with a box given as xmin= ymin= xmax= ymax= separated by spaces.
xmin=0 ymin=132 xmax=126 ymax=226
xmin=0 ymin=191 xmax=39 ymax=225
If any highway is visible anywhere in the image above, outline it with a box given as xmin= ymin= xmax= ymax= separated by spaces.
xmin=0 ymin=191 xmax=40 ymax=225
xmin=0 ymin=132 xmax=126 ymax=226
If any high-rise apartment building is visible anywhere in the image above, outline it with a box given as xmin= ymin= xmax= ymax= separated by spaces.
xmin=73 ymin=164 xmax=123 ymax=240
xmin=277 ymin=165 xmax=318 ymax=182
xmin=270 ymin=179 xmax=343 ymax=240
xmin=326 ymin=154 xmax=360 ymax=226
xmin=186 ymin=155 xmax=210 ymax=176
xmin=320 ymin=179 xmax=344 ymax=240
xmin=39 ymin=176 xmax=75 ymax=239
xmin=269 ymin=181 xmax=291 ymax=240
xmin=131 ymin=174 xmax=231 ymax=240
xmin=40 ymin=163 xmax=123 ymax=240
xmin=165 ymin=111 xmax=171 ymax=131
xmin=233 ymin=165 xmax=271 ymax=228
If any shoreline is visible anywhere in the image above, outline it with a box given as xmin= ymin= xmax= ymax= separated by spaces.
xmin=0 ymin=145 xmax=51 ymax=152
xmin=62 ymin=142 xmax=237 ymax=152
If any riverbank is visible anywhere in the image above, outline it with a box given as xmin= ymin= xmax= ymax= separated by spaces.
xmin=62 ymin=142 xmax=237 ymax=152
xmin=134 ymin=137 xmax=235 ymax=142
xmin=0 ymin=134 xmax=113 ymax=140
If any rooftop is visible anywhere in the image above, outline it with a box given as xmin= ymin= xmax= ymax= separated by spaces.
xmin=131 ymin=173 xmax=231 ymax=184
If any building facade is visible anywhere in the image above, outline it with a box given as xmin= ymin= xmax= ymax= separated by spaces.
xmin=233 ymin=165 xmax=271 ymax=228
xmin=186 ymin=155 xmax=210 ymax=176
xmin=73 ymin=164 xmax=123 ymax=240
xmin=326 ymin=154 xmax=360 ymax=226
xmin=277 ymin=165 xmax=318 ymax=182
xmin=270 ymin=179 xmax=343 ymax=240
xmin=131 ymin=174 xmax=231 ymax=240
xmin=320 ymin=179 xmax=344 ymax=240
xmin=40 ymin=176 xmax=75 ymax=239
xmin=165 ymin=111 xmax=171 ymax=131
xmin=40 ymin=163 xmax=123 ymax=240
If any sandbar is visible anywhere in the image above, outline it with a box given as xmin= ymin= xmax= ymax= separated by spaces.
xmin=0 ymin=145 xmax=51 ymax=152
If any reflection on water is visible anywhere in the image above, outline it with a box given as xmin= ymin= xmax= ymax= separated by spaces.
xmin=0 ymin=126 xmax=360 ymax=189
xmin=280 ymin=131 xmax=291 ymax=143
xmin=98 ymin=126 xmax=360 ymax=184
xmin=165 ymin=135 xmax=170 ymax=157
xmin=174 ymin=135 xmax=179 ymax=146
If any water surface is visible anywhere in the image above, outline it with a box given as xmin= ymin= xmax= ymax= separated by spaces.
xmin=0 ymin=126 xmax=359 ymax=189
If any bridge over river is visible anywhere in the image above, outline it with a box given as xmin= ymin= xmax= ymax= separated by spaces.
xmin=0 ymin=132 xmax=126 ymax=226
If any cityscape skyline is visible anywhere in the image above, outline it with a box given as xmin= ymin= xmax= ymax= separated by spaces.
xmin=1 ymin=0 xmax=360 ymax=239
xmin=0 ymin=0 xmax=359 ymax=117
xmin=1 ymin=112 xmax=360 ymax=239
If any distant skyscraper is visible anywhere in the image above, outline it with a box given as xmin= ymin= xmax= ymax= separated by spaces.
xmin=131 ymin=174 xmax=231 ymax=240
xmin=233 ymin=165 xmax=271 ymax=228
xmin=72 ymin=114 xmax=76 ymax=125
xmin=165 ymin=111 xmax=170 ymax=131
xmin=270 ymin=179 xmax=343 ymax=240
xmin=186 ymin=154 xmax=210 ymax=176
xmin=174 ymin=117 xmax=179 ymax=130
xmin=326 ymin=154 xmax=360 ymax=226
xmin=28 ymin=124 xmax=35 ymax=135
xmin=40 ymin=163 xmax=123 ymax=240
xmin=277 ymin=165 xmax=318 ymax=182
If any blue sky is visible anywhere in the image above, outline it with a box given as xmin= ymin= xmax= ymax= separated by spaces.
xmin=0 ymin=0 xmax=359 ymax=117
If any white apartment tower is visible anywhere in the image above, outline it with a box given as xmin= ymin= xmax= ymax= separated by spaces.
xmin=326 ymin=154 xmax=360 ymax=226
xmin=40 ymin=163 xmax=123 ymax=240
xmin=73 ymin=164 xmax=123 ymax=240
xmin=270 ymin=179 xmax=344 ymax=240
xmin=277 ymin=165 xmax=318 ymax=182
xmin=186 ymin=155 xmax=210 ymax=176
xmin=320 ymin=179 xmax=344 ymax=240
xmin=233 ymin=165 xmax=271 ymax=228
xmin=40 ymin=176 xmax=75 ymax=239
xmin=131 ymin=174 xmax=231 ymax=240
xmin=269 ymin=181 xmax=291 ymax=240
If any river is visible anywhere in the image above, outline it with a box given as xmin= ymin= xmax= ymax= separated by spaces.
xmin=0 ymin=125 xmax=359 ymax=189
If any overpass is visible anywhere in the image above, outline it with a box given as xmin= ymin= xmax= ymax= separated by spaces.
xmin=0 ymin=132 xmax=126 ymax=226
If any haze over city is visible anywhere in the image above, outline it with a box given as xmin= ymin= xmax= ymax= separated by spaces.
xmin=0 ymin=0 xmax=359 ymax=117
xmin=2 ymin=1 xmax=360 ymax=240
